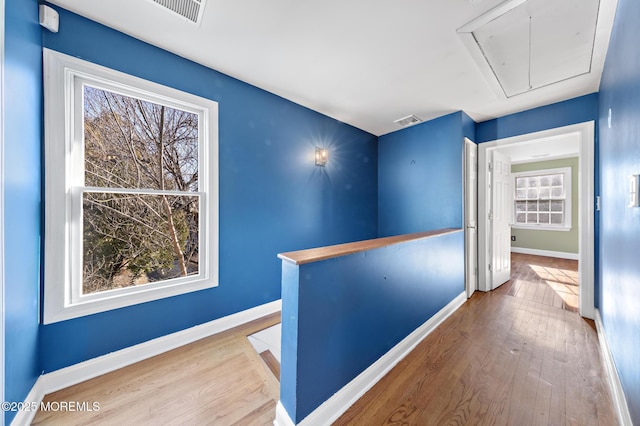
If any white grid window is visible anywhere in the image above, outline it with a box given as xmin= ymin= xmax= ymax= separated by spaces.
xmin=43 ymin=49 xmax=219 ymax=324
xmin=513 ymin=167 xmax=571 ymax=231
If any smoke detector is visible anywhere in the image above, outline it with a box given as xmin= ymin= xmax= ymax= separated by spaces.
xmin=151 ymin=0 xmax=206 ymax=24
xmin=394 ymin=115 xmax=422 ymax=127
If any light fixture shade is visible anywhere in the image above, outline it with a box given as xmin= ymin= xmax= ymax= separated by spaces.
xmin=315 ymin=147 xmax=328 ymax=167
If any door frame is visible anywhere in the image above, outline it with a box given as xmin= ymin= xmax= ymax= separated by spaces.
xmin=1 ymin=0 xmax=6 ymax=419
xmin=464 ymin=138 xmax=477 ymax=298
xmin=478 ymin=121 xmax=595 ymax=319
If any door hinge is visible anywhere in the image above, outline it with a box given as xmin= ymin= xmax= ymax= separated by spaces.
xmin=488 ymin=162 xmax=493 ymax=172
xmin=488 ymin=264 xmax=493 ymax=272
xmin=488 ymin=211 xmax=493 ymax=220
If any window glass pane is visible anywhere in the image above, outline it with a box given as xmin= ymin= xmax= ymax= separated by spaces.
xmin=551 ymin=187 xmax=563 ymax=198
xmin=550 ymin=200 xmax=563 ymax=212
xmin=539 ymin=187 xmax=550 ymax=199
xmin=550 ymin=213 xmax=563 ymax=224
xmin=84 ymin=86 xmax=199 ymax=192
xmin=513 ymin=170 xmax=568 ymax=227
xmin=83 ymin=192 xmax=199 ymax=295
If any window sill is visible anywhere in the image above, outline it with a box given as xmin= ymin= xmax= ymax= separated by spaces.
xmin=511 ymin=225 xmax=572 ymax=232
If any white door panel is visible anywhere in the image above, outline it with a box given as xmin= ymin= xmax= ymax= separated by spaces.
xmin=465 ymin=139 xmax=478 ymax=298
xmin=491 ymin=150 xmax=511 ymax=289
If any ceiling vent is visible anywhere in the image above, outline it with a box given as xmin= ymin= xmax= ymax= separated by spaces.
xmin=394 ymin=115 xmax=422 ymax=127
xmin=151 ymin=0 xmax=205 ymax=24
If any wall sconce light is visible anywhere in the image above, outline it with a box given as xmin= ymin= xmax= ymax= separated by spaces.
xmin=315 ymin=147 xmax=329 ymax=167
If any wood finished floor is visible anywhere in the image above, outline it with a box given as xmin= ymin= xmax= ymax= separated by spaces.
xmin=336 ymin=254 xmax=616 ymax=425
xmin=31 ymin=313 xmax=281 ymax=426
xmin=32 ymin=255 xmax=616 ymax=425
xmin=497 ymin=252 xmax=580 ymax=313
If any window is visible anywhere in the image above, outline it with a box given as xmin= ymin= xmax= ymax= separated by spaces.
xmin=43 ymin=49 xmax=218 ymax=324
xmin=513 ymin=167 xmax=571 ymax=231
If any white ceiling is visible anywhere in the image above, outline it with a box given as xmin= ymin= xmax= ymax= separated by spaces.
xmin=47 ymin=0 xmax=618 ymax=136
xmin=495 ymin=131 xmax=580 ymax=163
xmin=467 ymin=0 xmax=600 ymax=97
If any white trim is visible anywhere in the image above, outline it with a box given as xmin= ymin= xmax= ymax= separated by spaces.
xmin=42 ymin=49 xmax=219 ymax=324
xmin=9 ymin=377 xmax=47 ymax=426
xmin=275 ymin=292 xmax=467 ymax=426
xmin=511 ymin=225 xmax=572 ymax=232
xmin=478 ymin=121 xmax=595 ymax=319
xmin=511 ymin=152 xmax=579 ymax=165
xmin=594 ymin=310 xmax=633 ymax=426
xmin=510 ymin=247 xmax=579 ymax=260
xmin=274 ymin=402 xmax=295 ymax=426
xmin=512 ymin=167 xmax=572 ymax=230
xmin=464 ymin=138 xmax=478 ymax=299
xmin=10 ymin=300 xmax=281 ymax=426
xmin=0 ymin=0 xmax=5 ymax=423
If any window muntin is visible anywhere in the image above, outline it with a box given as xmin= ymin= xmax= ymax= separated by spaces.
xmin=43 ymin=49 xmax=218 ymax=324
xmin=80 ymin=86 xmax=201 ymax=297
xmin=512 ymin=168 xmax=571 ymax=230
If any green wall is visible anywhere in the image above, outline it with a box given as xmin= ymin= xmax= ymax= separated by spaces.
xmin=511 ymin=157 xmax=579 ymax=254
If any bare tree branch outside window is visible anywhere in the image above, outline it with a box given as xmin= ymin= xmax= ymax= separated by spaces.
xmin=83 ymin=86 xmax=199 ymax=294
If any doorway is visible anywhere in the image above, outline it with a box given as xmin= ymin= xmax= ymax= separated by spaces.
xmin=477 ymin=122 xmax=595 ymax=319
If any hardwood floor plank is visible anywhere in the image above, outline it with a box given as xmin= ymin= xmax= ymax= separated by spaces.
xmin=33 ymin=255 xmax=616 ymax=426
xmin=32 ymin=313 xmax=281 ymax=426
xmin=337 ymin=255 xmax=616 ymax=425
xmin=259 ymin=350 xmax=280 ymax=380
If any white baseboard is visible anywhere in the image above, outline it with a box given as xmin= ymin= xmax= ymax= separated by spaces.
xmin=595 ymin=309 xmax=633 ymax=426
xmin=274 ymin=401 xmax=295 ymax=426
xmin=274 ymin=292 xmax=467 ymax=426
xmin=11 ymin=300 xmax=282 ymax=426
xmin=9 ymin=376 xmax=47 ymax=426
xmin=510 ymin=246 xmax=579 ymax=260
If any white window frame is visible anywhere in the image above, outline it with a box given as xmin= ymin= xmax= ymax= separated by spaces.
xmin=512 ymin=167 xmax=572 ymax=232
xmin=43 ymin=49 xmax=218 ymax=324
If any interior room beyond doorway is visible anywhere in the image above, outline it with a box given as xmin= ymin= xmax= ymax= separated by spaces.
xmin=497 ymin=253 xmax=580 ymax=313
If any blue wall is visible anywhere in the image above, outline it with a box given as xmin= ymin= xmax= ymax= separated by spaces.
xmin=598 ymin=0 xmax=640 ymax=421
xmin=378 ymin=112 xmax=466 ymax=236
xmin=476 ymin=93 xmax=599 ymax=143
xmin=281 ymin=230 xmax=464 ymax=423
xmin=38 ymin=6 xmax=378 ymax=372
xmin=462 ymin=111 xmax=476 ymax=142
xmin=476 ymin=94 xmax=601 ymax=308
xmin=3 ymin=0 xmax=42 ymax=423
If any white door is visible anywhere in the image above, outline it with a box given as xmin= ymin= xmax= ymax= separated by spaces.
xmin=464 ymin=139 xmax=478 ymax=298
xmin=490 ymin=150 xmax=512 ymax=289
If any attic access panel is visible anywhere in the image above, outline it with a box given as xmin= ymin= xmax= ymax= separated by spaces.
xmin=462 ymin=0 xmax=600 ymax=97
